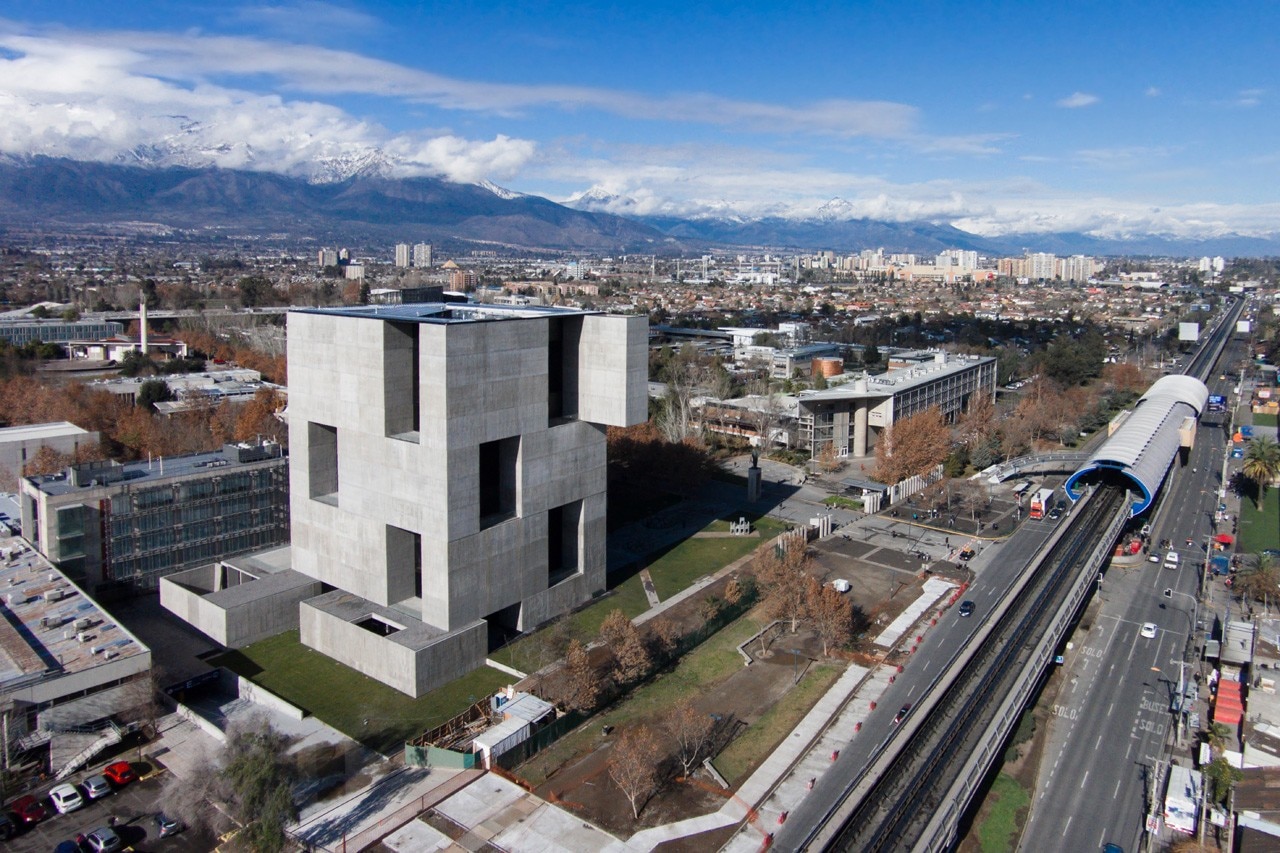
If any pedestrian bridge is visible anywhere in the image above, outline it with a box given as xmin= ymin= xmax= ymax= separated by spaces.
xmin=1064 ymin=374 xmax=1209 ymax=516
xmin=985 ymin=451 xmax=1089 ymax=483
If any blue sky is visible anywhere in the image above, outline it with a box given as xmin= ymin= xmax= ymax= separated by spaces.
xmin=0 ymin=1 xmax=1277 ymax=236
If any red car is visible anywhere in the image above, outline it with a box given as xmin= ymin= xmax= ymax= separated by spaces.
xmin=102 ymin=761 xmax=137 ymax=786
xmin=10 ymin=793 xmax=46 ymax=824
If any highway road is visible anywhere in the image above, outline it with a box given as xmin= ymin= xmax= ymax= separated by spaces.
xmin=1020 ymin=329 xmax=1244 ymax=851
xmin=773 ymin=493 xmax=1069 ymax=850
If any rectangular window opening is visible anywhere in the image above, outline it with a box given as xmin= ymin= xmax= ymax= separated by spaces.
xmin=547 ymin=500 xmax=582 ymax=587
xmin=384 ymin=321 xmax=420 ymax=440
xmin=547 ymin=317 xmax=582 ymax=424
xmin=307 ymin=422 xmax=338 ymax=504
xmin=479 ymin=437 xmax=519 ymax=527
xmin=386 ymin=525 xmax=422 ymax=603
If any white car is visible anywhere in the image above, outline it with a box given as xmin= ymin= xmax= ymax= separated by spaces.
xmin=1141 ymin=622 xmax=1159 ymax=639
xmin=829 ymin=579 xmax=851 ymax=593
xmin=49 ymin=782 xmax=83 ymax=814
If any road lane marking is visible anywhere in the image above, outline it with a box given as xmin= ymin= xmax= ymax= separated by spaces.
xmin=1080 ymin=770 xmax=1090 ymax=789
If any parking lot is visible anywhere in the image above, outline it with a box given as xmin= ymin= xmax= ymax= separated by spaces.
xmin=4 ymin=769 xmax=216 ymax=852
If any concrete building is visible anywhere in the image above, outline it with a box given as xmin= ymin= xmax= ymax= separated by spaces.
xmin=21 ymin=443 xmax=289 ymax=596
xmin=163 ymin=303 xmax=646 ymax=697
xmin=413 ymin=242 xmax=433 ymax=268
xmin=395 ymin=243 xmax=411 ymax=268
xmin=0 ymin=529 xmax=151 ymax=765
xmin=0 ymin=318 xmax=123 ymax=347
xmin=0 ymin=423 xmax=100 ymax=491
xmin=796 ymin=351 xmax=997 ymax=459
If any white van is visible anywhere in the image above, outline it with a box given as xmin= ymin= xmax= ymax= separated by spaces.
xmin=1165 ymin=550 xmax=1180 ymax=569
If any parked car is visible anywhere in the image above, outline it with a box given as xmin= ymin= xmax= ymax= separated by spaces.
xmin=48 ymin=783 xmax=83 ymax=814
xmin=83 ymin=826 xmax=123 ymax=853
xmin=9 ymin=794 xmax=46 ymax=825
xmin=0 ymin=813 xmax=14 ymax=840
xmin=102 ymin=761 xmax=137 ymax=787
xmin=154 ymin=811 xmax=185 ymax=838
xmin=81 ymin=774 xmax=112 ymax=800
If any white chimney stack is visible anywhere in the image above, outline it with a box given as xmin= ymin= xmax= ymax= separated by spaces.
xmin=140 ymin=299 xmax=149 ymax=355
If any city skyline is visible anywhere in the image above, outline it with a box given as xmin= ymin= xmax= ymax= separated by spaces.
xmin=0 ymin=2 xmax=1277 ymax=239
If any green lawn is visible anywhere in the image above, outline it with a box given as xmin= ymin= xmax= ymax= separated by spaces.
xmin=713 ymin=663 xmax=841 ymax=785
xmin=518 ymin=613 xmax=765 ymax=786
xmin=493 ymin=514 xmax=785 ymax=668
xmin=1238 ymin=488 xmax=1280 ymax=555
xmin=976 ymin=773 xmax=1030 ymax=852
xmin=212 ymin=631 xmax=513 ymax=754
xmin=647 ymin=519 xmax=786 ymax=600
xmin=1255 ymin=413 xmax=1278 ymax=428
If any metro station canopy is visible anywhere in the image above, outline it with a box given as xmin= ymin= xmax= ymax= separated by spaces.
xmin=1065 ymin=375 xmax=1209 ymax=516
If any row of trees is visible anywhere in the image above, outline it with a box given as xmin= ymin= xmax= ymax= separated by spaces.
xmin=0 ymin=376 xmax=286 ymax=487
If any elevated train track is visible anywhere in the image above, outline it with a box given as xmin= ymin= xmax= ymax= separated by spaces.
xmin=807 ymin=487 xmax=1126 ymax=851
xmin=793 ymin=298 xmax=1246 ymax=851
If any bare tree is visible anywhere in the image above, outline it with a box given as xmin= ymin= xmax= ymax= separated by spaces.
xmin=601 ymin=609 xmax=652 ymax=686
xmin=562 ymin=640 xmax=599 ymax=713
xmin=609 ymin=724 xmax=664 ymax=819
xmin=806 ymin=577 xmax=853 ymax=656
xmin=754 ymin=541 xmax=811 ymax=633
xmin=665 ymin=700 xmax=716 ymax=777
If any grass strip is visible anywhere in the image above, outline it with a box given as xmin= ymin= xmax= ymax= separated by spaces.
xmin=976 ymin=773 xmax=1030 ymax=853
xmin=714 ymin=662 xmax=842 ymax=785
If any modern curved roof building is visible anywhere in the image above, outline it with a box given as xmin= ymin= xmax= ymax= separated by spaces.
xmin=1065 ymin=375 xmax=1209 ymax=517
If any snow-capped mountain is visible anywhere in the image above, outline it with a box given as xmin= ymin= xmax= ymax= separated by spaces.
xmin=476 ymin=179 xmax=526 ymax=200
xmin=100 ymin=116 xmax=397 ymax=184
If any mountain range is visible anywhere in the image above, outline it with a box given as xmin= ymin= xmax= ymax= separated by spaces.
xmin=0 ymin=155 xmax=1277 ymax=257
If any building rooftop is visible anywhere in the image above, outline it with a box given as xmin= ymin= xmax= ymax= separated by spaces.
xmin=27 ymin=443 xmax=284 ymax=498
xmin=290 ymin=302 xmax=602 ymax=324
xmin=0 ymin=535 xmax=148 ymax=693
xmin=799 ymin=352 xmax=995 ymax=402
xmin=0 ymin=422 xmax=91 ymax=443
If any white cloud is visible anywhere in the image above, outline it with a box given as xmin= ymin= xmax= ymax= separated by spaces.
xmin=0 ymin=26 xmax=918 ymax=138
xmin=0 ymin=31 xmax=536 ymax=181
xmin=1237 ymin=87 xmax=1264 ymax=107
xmin=1057 ymin=92 xmax=1100 ymax=108
xmin=226 ymin=2 xmax=383 ymax=33
xmin=1145 ymin=86 xmax=1161 ymax=97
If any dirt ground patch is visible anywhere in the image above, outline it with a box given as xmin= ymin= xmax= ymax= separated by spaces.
xmin=532 ymin=627 xmax=835 ymax=837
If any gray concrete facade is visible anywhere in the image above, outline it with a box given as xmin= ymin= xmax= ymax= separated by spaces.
xmin=279 ymin=303 xmax=646 ymax=696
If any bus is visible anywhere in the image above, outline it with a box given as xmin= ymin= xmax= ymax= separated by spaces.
xmin=1029 ymin=488 xmax=1055 ymax=520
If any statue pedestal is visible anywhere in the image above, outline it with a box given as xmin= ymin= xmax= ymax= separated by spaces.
xmin=747 ymin=465 xmax=762 ymax=502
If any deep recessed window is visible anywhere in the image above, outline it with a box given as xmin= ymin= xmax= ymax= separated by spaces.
xmin=479 ymin=437 xmax=519 ymax=527
xmin=384 ymin=321 xmax=420 ymax=440
xmin=386 ymin=525 xmax=422 ymax=602
xmin=308 ymin=422 xmax=338 ymax=504
xmin=547 ymin=500 xmax=582 ymax=587
xmin=548 ymin=317 xmax=582 ymax=424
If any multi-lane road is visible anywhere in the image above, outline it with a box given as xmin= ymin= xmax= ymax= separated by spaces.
xmin=1020 ymin=320 xmax=1244 ymax=851
xmin=774 ymin=493 xmax=1071 ymax=849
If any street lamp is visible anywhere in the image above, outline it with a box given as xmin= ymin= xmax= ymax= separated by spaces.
xmin=791 ymin=648 xmax=802 ymax=684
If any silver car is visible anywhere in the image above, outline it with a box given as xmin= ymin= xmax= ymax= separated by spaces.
xmin=81 ymin=774 xmax=111 ymax=800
